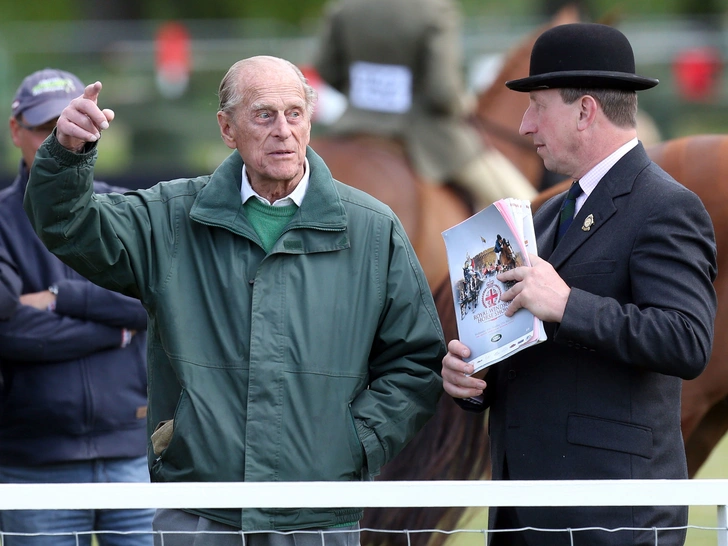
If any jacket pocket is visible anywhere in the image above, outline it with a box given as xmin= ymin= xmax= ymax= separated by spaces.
xmin=567 ymin=413 xmax=653 ymax=458
xmin=151 ymin=419 xmax=174 ymax=456
xmin=561 ymin=259 xmax=616 ymax=278
xmin=151 ymin=390 xmax=191 ymax=481
xmin=347 ymin=405 xmax=365 ymax=474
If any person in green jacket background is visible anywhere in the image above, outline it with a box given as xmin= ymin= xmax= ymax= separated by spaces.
xmin=24 ymin=55 xmax=446 ymax=546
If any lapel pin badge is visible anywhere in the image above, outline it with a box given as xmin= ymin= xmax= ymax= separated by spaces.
xmin=582 ymin=214 xmax=594 ymax=232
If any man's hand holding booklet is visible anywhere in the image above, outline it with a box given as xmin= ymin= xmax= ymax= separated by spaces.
xmin=442 ymin=198 xmax=547 ymax=375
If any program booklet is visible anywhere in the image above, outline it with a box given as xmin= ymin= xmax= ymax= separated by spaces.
xmin=441 ymin=198 xmax=547 ymax=375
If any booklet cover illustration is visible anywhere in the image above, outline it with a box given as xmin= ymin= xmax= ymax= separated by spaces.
xmin=442 ymin=199 xmax=546 ymax=373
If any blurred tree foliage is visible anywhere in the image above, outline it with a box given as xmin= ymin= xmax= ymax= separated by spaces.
xmin=0 ymin=0 xmax=726 ymax=24
xmin=1 ymin=0 xmax=726 ymax=186
xmin=76 ymin=0 xmax=331 ymax=22
xmin=0 ymin=0 xmax=331 ymax=23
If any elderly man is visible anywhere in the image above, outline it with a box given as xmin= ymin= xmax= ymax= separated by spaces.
xmin=24 ymin=56 xmax=445 ymax=546
xmin=441 ymin=23 xmax=717 ymax=546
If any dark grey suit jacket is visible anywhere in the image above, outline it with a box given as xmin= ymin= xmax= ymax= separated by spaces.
xmin=469 ymin=143 xmax=717 ymax=545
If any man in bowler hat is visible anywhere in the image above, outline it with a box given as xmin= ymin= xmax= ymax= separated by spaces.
xmin=442 ymin=23 xmax=717 ymax=546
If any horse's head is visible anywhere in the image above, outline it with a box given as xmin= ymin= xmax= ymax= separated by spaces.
xmin=473 ymin=5 xmax=581 ymax=190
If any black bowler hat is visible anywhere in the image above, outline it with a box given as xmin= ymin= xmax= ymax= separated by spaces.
xmin=506 ymin=23 xmax=659 ymax=92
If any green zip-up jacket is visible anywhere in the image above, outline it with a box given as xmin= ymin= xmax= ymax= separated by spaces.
xmin=25 ymin=135 xmax=445 ymax=531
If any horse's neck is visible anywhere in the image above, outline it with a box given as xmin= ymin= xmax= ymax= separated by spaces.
xmin=345 ymin=134 xmax=407 ymax=158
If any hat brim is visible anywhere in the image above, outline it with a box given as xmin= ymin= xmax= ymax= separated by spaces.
xmin=20 ymin=98 xmax=73 ymax=126
xmin=505 ymin=70 xmax=659 ymax=92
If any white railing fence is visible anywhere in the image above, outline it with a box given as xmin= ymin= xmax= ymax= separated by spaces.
xmin=2 ymin=480 xmax=728 ymax=545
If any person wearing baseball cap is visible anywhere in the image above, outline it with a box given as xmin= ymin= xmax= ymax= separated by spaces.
xmin=442 ymin=23 xmax=716 ymax=546
xmin=12 ymin=68 xmax=85 ymax=126
xmin=0 ymin=68 xmax=154 ymax=545
xmin=10 ymin=68 xmax=85 ymax=169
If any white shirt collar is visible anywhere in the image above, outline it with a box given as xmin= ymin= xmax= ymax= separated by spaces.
xmin=575 ymin=138 xmax=638 ymax=214
xmin=240 ymin=157 xmax=310 ymax=207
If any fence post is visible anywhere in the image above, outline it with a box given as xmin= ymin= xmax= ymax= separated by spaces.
xmin=718 ymin=504 xmax=728 ymax=546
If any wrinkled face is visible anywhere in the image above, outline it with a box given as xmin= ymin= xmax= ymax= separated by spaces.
xmin=9 ymin=116 xmax=57 ymax=169
xmin=218 ymin=61 xmax=311 ymax=189
xmin=519 ymin=89 xmax=580 ymax=178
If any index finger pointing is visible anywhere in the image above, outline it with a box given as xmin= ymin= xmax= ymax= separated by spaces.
xmin=83 ymin=82 xmax=103 ymax=103
xmin=77 ymin=82 xmax=110 ymax=130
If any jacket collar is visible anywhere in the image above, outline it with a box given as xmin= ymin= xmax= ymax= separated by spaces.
xmin=189 ymin=146 xmax=347 ymax=237
xmin=543 ymin=142 xmax=651 ymax=269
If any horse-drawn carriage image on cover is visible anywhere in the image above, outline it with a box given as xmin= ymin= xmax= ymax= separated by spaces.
xmin=442 ymin=199 xmax=546 ymax=374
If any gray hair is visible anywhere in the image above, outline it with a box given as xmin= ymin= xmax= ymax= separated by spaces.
xmin=559 ymin=88 xmax=638 ymax=128
xmin=218 ymin=56 xmax=318 ymax=118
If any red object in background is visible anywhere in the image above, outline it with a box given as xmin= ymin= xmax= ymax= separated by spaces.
xmin=155 ymin=21 xmax=191 ymax=98
xmin=300 ymin=65 xmax=323 ymax=89
xmin=300 ymin=64 xmax=325 ymax=121
xmin=299 ymin=64 xmax=348 ymax=125
xmin=673 ymin=47 xmax=723 ymax=102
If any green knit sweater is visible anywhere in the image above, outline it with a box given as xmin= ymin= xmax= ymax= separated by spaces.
xmin=243 ymin=198 xmax=298 ymax=253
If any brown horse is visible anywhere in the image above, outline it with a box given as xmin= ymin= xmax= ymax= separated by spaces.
xmin=497 ymin=237 xmax=520 ymax=271
xmin=309 ymin=136 xmax=470 ymax=291
xmin=473 ymin=5 xmax=580 ymax=191
xmin=311 ymin=4 xmax=581 ymax=291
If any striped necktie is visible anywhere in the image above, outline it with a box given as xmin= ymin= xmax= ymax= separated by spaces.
xmin=556 ymin=180 xmax=583 ymax=244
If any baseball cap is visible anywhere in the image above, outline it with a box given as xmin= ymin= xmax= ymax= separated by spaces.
xmin=11 ymin=68 xmax=85 ymax=126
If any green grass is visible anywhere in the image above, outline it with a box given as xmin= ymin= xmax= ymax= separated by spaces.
xmin=687 ymin=431 xmax=728 ymax=546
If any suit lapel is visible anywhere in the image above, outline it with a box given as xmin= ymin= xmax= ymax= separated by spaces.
xmin=538 ymin=205 xmax=560 ymax=261
xmin=548 ymin=188 xmax=618 ymax=269
xmin=542 ymin=143 xmax=652 ymax=270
